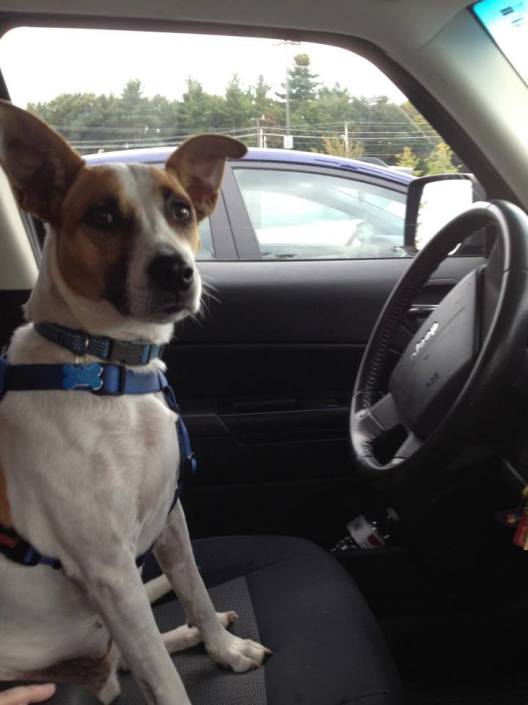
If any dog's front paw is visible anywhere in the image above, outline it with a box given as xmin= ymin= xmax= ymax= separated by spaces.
xmin=206 ymin=632 xmax=272 ymax=673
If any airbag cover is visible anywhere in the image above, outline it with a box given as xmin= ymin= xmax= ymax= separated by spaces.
xmin=389 ymin=269 xmax=478 ymax=437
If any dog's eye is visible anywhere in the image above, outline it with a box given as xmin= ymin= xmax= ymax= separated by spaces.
xmin=166 ymin=194 xmax=192 ymax=224
xmin=84 ymin=204 xmax=119 ymax=230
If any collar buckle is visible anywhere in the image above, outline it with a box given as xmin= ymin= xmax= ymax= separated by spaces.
xmin=36 ymin=322 xmax=163 ymax=366
xmin=92 ymin=363 xmax=127 ymax=396
xmin=109 ymin=340 xmax=151 ymax=366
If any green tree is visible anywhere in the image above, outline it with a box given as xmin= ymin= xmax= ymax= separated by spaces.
xmin=249 ymin=75 xmax=282 ymax=128
xmin=117 ymin=79 xmax=148 ymax=129
xmin=251 ymin=75 xmax=272 ymax=118
xmin=27 ymin=72 xmax=455 ymax=164
xmin=223 ymin=74 xmax=253 ymax=128
xmin=319 ymin=136 xmax=364 ymax=159
xmin=276 ymin=53 xmax=320 ymax=130
xmin=317 ymin=84 xmax=353 ymax=125
xmin=287 ymin=53 xmax=319 ymax=105
xmin=147 ymin=94 xmax=179 ymax=135
xmin=275 ymin=54 xmax=321 ymax=149
xmin=425 ymin=142 xmax=459 ymax=175
xmin=396 ymin=146 xmax=422 ymax=175
xmin=29 ymin=92 xmax=124 ymax=150
xmin=178 ymin=79 xmax=222 ymax=132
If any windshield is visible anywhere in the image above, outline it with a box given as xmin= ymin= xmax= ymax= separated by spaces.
xmin=473 ymin=0 xmax=528 ymax=85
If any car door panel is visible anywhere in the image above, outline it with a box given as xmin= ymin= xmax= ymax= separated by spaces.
xmin=165 ymin=256 xmax=484 ymax=483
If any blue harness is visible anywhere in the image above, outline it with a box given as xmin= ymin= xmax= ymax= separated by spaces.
xmin=0 ymin=338 xmax=196 ymax=570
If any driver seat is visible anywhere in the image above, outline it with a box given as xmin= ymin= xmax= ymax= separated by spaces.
xmin=122 ymin=535 xmax=403 ymax=705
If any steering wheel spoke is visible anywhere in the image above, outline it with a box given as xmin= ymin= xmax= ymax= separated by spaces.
xmin=393 ymin=432 xmax=423 ymax=464
xmin=354 ymin=393 xmax=403 ymax=461
xmin=369 ymin=393 xmax=401 ymax=432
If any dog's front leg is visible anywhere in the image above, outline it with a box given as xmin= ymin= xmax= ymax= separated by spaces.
xmin=74 ymin=555 xmax=191 ymax=705
xmin=154 ymin=502 xmax=271 ymax=672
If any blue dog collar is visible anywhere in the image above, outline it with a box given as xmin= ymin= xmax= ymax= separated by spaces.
xmin=35 ymin=322 xmax=164 ymax=366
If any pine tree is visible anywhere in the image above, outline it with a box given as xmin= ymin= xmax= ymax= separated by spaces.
xmin=276 ymin=53 xmax=319 ymax=109
xmin=252 ymin=75 xmax=272 ymax=118
xmin=287 ymin=53 xmax=319 ymax=104
xmin=223 ymin=74 xmax=253 ymax=128
xmin=179 ymin=79 xmax=220 ymax=132
xmin=118 ymin=79 xmax=147 ymax=130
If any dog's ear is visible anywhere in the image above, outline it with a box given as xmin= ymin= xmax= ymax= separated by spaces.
xmin=166 ymin=135 xmax=247 ymax=221
xmin=0 ymin=100 xmax=84 ymax=223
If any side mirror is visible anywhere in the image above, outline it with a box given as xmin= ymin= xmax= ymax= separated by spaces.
xmin=404 ymin=174 xmax=484 ymax=251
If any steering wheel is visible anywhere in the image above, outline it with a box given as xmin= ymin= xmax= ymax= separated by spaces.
xmin=350 ymin=200 xmax=528 ymax=481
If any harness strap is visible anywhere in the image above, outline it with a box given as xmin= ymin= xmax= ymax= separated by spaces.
xmin=0 ymin=526 xmax=62 ymax=569
xmin=35 ymin=322 xmax=164 ymax=366
xmin=0 ymin=358 xmax=169 ymax=399
xmin=0 ymin=518 xmax=179 ymax=571
xmin=0 ymin=356 xmax=196 ymax=570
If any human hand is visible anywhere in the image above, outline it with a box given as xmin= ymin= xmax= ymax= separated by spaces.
xmin=0 ymin=685 xmax=56 ymax=705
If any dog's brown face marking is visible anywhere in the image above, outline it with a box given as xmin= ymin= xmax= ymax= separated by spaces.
xmin=57 ymin=166 xmax=132 ymax=302
xmin=148 ymin=167 xmax=201 ymax=252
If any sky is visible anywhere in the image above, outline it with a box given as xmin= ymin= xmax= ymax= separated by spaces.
xmin=0 ymin=27 xmax=406 ymax=108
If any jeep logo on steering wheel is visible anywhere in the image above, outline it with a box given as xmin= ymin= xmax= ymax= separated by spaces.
xmin=411 ymin=321 xmax=439 ymax=359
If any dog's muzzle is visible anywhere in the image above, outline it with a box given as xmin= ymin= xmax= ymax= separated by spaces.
xmin=148 ymin=252 xmax=194 ymax=294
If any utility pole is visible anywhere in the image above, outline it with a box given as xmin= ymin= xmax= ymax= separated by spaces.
xmin=256 ymin=116 xmax=263 ymax=149
xmin=285 ymin=69 xmax=291 ymax=138
xmin=251 ymin=115 xmax=265 ymax=148
xmin=274 ymin=39 xmax=300 ymax=149
xmin=343 ymin=121 xmax=349 ymax=152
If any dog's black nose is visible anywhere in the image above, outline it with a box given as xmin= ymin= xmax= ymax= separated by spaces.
xmin=149 ymin=253 xmax=194 ymax=292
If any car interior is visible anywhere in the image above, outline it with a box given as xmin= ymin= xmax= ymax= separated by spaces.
xmin=1 ymin=1 xmax=528 ymax=704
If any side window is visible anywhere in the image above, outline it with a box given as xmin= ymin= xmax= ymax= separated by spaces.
xmin=0 ymin=27 xmax=466 ymax=262
xmin=233 ymin=168 xmax=406 ymax=260
xmin=197 ymin=218 xmax=215 ymax=260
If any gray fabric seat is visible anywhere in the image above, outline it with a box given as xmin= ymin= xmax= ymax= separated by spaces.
xmin=120 ymin=535 xmax=403 ymax=705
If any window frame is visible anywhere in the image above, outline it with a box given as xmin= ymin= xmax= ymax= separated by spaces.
xmin=200 ymin=190 xmax=238 ymax=260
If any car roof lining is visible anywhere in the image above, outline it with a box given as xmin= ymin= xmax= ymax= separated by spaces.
xmin=0 ymin=1 xmax=472 ymax=55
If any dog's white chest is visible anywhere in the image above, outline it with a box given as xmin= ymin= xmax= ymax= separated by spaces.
xmin=0 ymin=386 xmax=180 ymax=560
xmin=0 ymin=384 xmax=180 ymax=672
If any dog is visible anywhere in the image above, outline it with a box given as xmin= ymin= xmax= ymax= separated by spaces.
xmin=0 ymin=101 xmax=270 ymax=705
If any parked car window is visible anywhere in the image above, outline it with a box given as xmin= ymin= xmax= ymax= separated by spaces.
xmin=233 ymin=168 xmax=406 ymax=259
xmin=197 ymin=218 xmax=215 ymax=260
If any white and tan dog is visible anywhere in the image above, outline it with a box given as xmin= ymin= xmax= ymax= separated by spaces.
xmin=0 ymin=102 xmax=270 ymax=705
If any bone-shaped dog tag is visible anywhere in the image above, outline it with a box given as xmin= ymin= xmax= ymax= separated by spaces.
xmin=63 ymin=363 xmax=104 ymax=391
